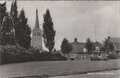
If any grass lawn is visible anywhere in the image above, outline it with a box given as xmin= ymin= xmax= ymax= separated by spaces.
xmin=0 ymin=59 xmax=120 ymax=78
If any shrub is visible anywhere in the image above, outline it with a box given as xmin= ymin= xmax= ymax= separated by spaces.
xmin=27 ymin=47 xmax=67 ymax=61
xmin=0 ymin=45 xmax=67 ymax=64
xmin=51 ymin=53 xmax=67 ymax=61
xmin=1 ymin=45 xmax=34 ymax=64
xmin=27 ymin=47 xmax=42 ymax=61
xmin=108 ymin=53 xmax=117 ymax=59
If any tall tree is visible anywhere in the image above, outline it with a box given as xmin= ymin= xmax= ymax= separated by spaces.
xmin=0 ymin=2 xmax=6 ymax=27
xmin=0 ymin=2 xmax=7 ymax=44
xmin=1 ymin=14 xmax=15 ymax=45
xmin=102 ymin=38 xmax=115 ymax=53
xmin=17 ymin=9 xmax=31 ymax=49
xmin=43 ymin=9 xmax=56 ymax=55
xmin=85 ymin=38 xmax=94 ymax=53
xmin=10 ymin=0 xmax=18 ymax=44
xmin=61 ymin=38 xmax=73 ymax=55
xmin=10 ymin=0 xmax=18 ymax=24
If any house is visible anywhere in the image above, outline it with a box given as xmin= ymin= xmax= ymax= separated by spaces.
xmin=69 ymin=38 xmax=89 ymax=60
xmin=108 ymin=36 xmax=120 ymax=58
xmin=69 ymin=38 xmax=107 ymax=61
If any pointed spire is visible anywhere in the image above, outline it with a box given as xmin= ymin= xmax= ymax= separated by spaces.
xmin=35 ymin=9 xmax=39 ymax=29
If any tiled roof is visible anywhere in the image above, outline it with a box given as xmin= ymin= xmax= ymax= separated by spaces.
xmin=70 ymin=41 xmax=102 ymax=54
xmin=92 ymin=42 xmax=102 ymax=48
xmin=70 ymin=42 xmax=85 ymax=53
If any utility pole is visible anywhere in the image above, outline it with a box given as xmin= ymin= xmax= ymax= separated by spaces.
xmin=94 ymin=25 xmax=96 ymax=42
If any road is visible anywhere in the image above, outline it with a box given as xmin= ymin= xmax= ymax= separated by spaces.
xmin=49 ymin=70 xmax=120 ymax=78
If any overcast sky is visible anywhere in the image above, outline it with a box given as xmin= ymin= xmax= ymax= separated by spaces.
xmin=4 ymin=1 xmax=120 ymax=50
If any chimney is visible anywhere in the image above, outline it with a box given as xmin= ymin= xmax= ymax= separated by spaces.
xmin=108 ymin=36 xmax=111 ymax=40
xmin=74 ymin=38 xmax=77 ymax=42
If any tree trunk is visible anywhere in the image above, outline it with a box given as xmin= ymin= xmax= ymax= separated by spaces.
xmin=49 ymin=50 xmax=52 ymax=61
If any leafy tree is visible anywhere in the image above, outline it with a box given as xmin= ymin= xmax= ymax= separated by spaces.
xmin=102 ymin=38 xmax=115 ymax=53
xmin=43 ymin=9 xmax=56 ymax=55
xmin=10 ymin=0 xmax=19 ymax=44
xmin=0 ymin=2 xmax=7 ymax=44
xmin=85 ymin=38 xmax=94 ymax=52
xmin=17 ymin=9 xmax=31 ymax=49
xmin=1 ymin=14 xmax=15 ymax=45
xmin=61 ymin=38 xmax=73 ymax=55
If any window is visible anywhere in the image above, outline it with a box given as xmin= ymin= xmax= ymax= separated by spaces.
xmin=96 ymin=46 xmax=100 ymax=52
xmin=33 ymin=31 xmax=41 ymax=36
xmin=81 ymin=54 xmax=86 ymax=60
xmin=83 ymin=48 xmax=87 ymax=52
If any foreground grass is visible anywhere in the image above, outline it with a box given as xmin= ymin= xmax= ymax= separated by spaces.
xmin=0 ymin=59 xmax=120 ymax=78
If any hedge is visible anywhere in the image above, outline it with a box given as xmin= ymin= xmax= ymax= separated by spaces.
xmin=0 ymin=45 xmax=67 ymax=64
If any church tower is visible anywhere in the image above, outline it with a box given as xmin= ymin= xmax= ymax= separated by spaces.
xmin=31 ymin=9 xmax=42 ymax=50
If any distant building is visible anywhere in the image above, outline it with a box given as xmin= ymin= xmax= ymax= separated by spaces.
xmin=31 ymin=9 xmax=42 ymax=50
xmin=69 ymin=38 xmax=107 ymax=61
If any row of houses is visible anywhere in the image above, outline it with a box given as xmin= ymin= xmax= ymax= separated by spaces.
xmin=63 ymin=37 xmax=120 ymax=61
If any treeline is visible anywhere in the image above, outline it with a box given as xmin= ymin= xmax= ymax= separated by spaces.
xmin=61 ymin=37 xmax=115 ymax=53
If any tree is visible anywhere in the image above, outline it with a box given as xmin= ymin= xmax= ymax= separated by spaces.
xmin=17 ymin=9 xmax=31 ymax=49
xmin=10 ymin=0 xmax=18 ymax=25
xmin=102 ymin=38 xmax=115 ymax=53
xmin=0 ymin=2 xmax=7 ymax=44
xmin=10 ymin=0 xmax=19 ymax=44
xmin=1 ymin=14 xmax=15 ymax=45
xmin=61 ymin=38 xmax=73 ymax=55
xmin=43 ymin=9 xmax=56 ymax=55
xmin=0 ymin=2 xmax=6 ymax=26
xmin=85 ymin=38 xmax=94 ymax=52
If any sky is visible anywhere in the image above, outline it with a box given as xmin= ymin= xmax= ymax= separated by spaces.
xmin=2 ymin=1 xmax=120 ymax=50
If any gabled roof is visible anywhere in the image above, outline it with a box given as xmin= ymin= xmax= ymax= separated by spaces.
xmin=109 ymin=38 xmax=120 ymax=43
xmin=92 ymin=42 xmax=102 ymax=48
xmin=109 ymin=37 xmax=120 ymax=51
xmin=70 ymin=42 xmax=85 ymax=53
xmin=70 ymin=38 xmax=102 ymax=54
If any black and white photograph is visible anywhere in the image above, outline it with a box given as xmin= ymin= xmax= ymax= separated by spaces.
xmin=0 ymin=0 xmax=120 ymax=78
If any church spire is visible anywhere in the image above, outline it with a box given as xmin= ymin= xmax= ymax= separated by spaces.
xmin=35 ymin=9 xmax=39 ymax=29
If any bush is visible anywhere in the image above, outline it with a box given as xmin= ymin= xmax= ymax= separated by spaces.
xmin=51 ymin=53 xmax=67 ymax=61
xmin=0 ymin=45 xmax=67 ymax=64
xmin=27 ymin=47 xmax=43 ymax=61
xmin=1 ymin=45 xmax=34 ymax=64
xmin=27 ymin=47 xmax=67 ymax=61
xmin=108 ymin=53 xmax=118 ymax=59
